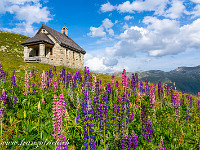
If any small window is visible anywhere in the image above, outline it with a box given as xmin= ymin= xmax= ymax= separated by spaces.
xmin=50 ymin=48 xmax=53 ymax=55
xmin=73 ymin=52 xmax=74 ymax=59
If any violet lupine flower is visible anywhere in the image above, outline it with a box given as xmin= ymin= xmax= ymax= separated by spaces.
xmin=143 ymin=117 xmax=153 ymax=142
xmin=56 ymin=134 xmax=68 ymax=150
xmin=82 ymin=88 xmax=96 ymax=150
xmin=170 ymin=87 xmax=174 ymax=105
xmin=180 ymin=91 xmax=184 ymax=106
xmin=24 ymin=71 xmax=31 ymax=95
xmin=10 ymin=71 xmax=16 ymax=94
xmin=158 ymin=81 xmax=164 ymax=100
xmin=131 ymin=73 xmax=136 ymax=94
xmin=0 ymin=89 xmax=9 ymax=106
xmin=121 ymin=130 xmax=138 ymax=150
xmin=197 ymin=100 xmax=200 ymax=110
xmin=186 ymin=108 xmax=190 ymax=123
xmin=140 ymin=82 xmax=143 ymax=93
xmin=41 ymin=71 xmax=47 ymax=90
xmin=189 ymin=96 xmax=194 ymax=108
xmin=141 ymin=104 xmax=147 ymax=127
xmin=13 ymin=95 xmax=17 ymax=104
xmin=52 ymin=94 xmax=66 ymax=140
xmin=157 ymin=137 xmax=166 ymax=150
xmin=174 ymin=92 xmax=181 ymax=121
xmin=135 ymin=73 xmax=139 ymax=86
xmin=164 ymin=84 xmax=170 ymax=96
xmin=0 ymin=108 xmax=5 ymax=122
xmin=0 ymin=62 xmax=5 ymax=79
xmin=84 ymin=66 xmax=90 ymax=82
xmin=145 ymin=78 xmax=150 ymax=95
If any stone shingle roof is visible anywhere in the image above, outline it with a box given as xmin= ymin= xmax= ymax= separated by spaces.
xmin=21 ymin=32 xmax=54 ymax=46
xmin=22 ymin=24 xmax=86 ymax=54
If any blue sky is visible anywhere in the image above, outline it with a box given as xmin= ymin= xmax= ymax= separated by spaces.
xmin=1 ymin=0 xmax=200 ymax=73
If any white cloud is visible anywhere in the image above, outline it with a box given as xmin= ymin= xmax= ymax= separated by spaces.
xmin=84 ymin=54 xmax=124 ymax=73
xmin=0 ymin=0 xmax=52 ymax=36
xmin=124 ymin=15 xmax=134 ymax=20
xmin=188 ymin=4 xmax=200 ymax=18
xmin=102 ymin=18 xmax=114 ymax=29
xmin=105 ymin=17 xmax=200 ymax=58
xmin=100 ymin=2 xmax=115 ymax=13
xmin=87 ymin=26 xmax=106 ymax=37
xmin=88 ymin=18 xmax=115 ymax=37
xmin=190 ymin=0 xmax=200 ymax=3
xmin=164 ymin=1 xmax=185 ymax=19
xmin=100 ymin=0 xmax=169 ymax=15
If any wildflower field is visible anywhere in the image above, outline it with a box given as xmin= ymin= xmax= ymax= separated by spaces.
xmin=0 ymin=62 xmax=200 ymax=150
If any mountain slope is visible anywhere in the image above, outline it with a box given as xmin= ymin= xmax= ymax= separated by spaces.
xmin=109 ymin=66 xmax=200 ymax=95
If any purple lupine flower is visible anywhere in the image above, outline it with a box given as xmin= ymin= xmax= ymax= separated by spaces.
xmin=189 ymin=96 xmax=194 ymax=108
xmin=164 ymin=84 xmax=170 ymax=96
xmin=13 ymin=95 xmax=17 ymax=104
xmin=135 ymin=73 xmax=139 ymax=86
xmin=127 ymin=130 xmax=138 ymax=150
xmin=82 ymin=88 xmax=96 ymax=150
xmin=157 ymin=137 xmax=166 ymax=150
xmin=131 ymin=73 xmax=136 ymax=94
xmin=186 ymin=108 xmax=190 ymax=123
xmin=56 ymin=134 xmax=68 ymax=150
xmin=10 ymin=70 xmax=16 ymax=94
xmin=158 ymin=81 xmax=164 ymax=100
xmin=0 ymin=89 xmax=9 ymax=106
xmin=121 ymin=130 xmax=138 ymax=150
xmin=141 ymin=104 xmax=147 ymax=127
xmin=180 ymin=91 xmax=184 ymax=106
xmin=145 ymin=78 xmax=150 ymax=95
xmin=0 ymin=62 xmax=5 ymax=79
xmin=197 ymin=100 xmax=200 ymax=110
xmin=140 ymin=81 xmax=143 ymax=93
xmin=143 ymin=117 xmax=153 ymax=142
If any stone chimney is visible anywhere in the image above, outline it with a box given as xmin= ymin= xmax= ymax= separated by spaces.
xmin=61 ymin=26 xmax=68 ymax=36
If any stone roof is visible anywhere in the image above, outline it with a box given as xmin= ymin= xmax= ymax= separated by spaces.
xmin=21 ymin=32 xmax=54 ymax=46
xmin=22 ymin=24 xmax=86 ymax=54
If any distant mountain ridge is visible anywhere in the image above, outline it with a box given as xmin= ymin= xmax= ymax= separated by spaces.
xmin=108 ymin=65 xmax=200 ymax=95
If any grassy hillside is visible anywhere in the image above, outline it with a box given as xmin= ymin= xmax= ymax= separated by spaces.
xmin=0 ymin=30 xmax=119 ymax=85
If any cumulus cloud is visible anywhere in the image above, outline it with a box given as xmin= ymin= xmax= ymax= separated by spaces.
xmin=105 ymin=17 xmax=200 ymax=58
xmin=88 ymin=18 xmax=115 ymax=38
xmin=164 ymin=0 xmax=185 ymax=19
xmin=87 ymin=26 xmax=106 ymax=37
xmin=0 ymin=0 xmax=52 ymax=36
xmin=100 ymin=2 xmax=116 ymax=13
xmin=124 ymin=15 xmax=134 ymax=20
xmin=100 ymin=0 xmax=169 ymax=16
xmin=84 ymin=54 xmax=124 ymax=73
xmin=100 ymin=0 xmax=198 ymax=19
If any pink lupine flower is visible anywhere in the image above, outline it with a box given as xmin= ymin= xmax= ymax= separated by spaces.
xmin=174 ymin=92 xmax=181 ymax=121
xmin=41 ymin=71 xmax=47 ymax=89
xmin=52 ymin=94 xmax=66 ymax=140
xmin=53 ymin=80 xmax=57 ymax=93
xmin=42 ymin=97 xmax=45 ymax=104
xmin=149 ymin=85 xmax=156 ymax=111
xmin=24 ymin=71 xmax=31 ymax=95
xmin=122 ymin=69 xmax=127 ymax=93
